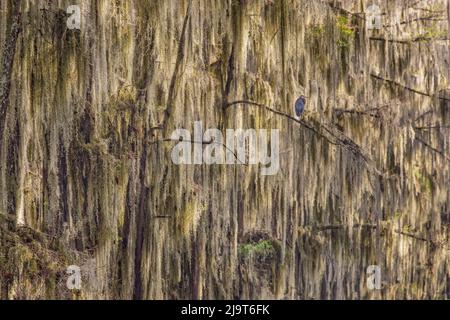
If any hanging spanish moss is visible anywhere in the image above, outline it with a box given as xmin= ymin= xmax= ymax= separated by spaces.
xmin=0 ymin=0 xmax=449 ymax=300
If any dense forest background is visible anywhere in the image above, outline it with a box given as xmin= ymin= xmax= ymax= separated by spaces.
xmin=0 ymin=0 xmax=450 ymax=299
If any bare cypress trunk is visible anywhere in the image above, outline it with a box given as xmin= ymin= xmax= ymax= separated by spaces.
xmin=0 ymin=0 xmax=21 ymax=149
xmin=448 ymin=0 xmax=450 ymax=52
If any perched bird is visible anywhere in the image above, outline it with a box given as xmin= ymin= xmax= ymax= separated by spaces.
xmin=294 ymin=95 xmax=307 ymax=119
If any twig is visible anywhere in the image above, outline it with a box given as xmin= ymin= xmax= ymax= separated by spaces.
xmin=315 ymin=224 xmax=378 ymax=231
xmin=412 ymin=7 xmax=446 ymax=14
xmin=414 ymin=110 xmax=434 ymax=122
xmin=333 ymin=108 xmax=382 ymax=119
xmin=414 ymin=134 xmax=450 ymax=162
xmin=300 ymin=223 xmax=450 ymax=250
xmin=383 ymin=15 xmax=445 ymax=27
xmin=393 ymin=229 xmax=450 ymax=250
xmin=370 ymin=36 xmax=450 ymax=44
xmin=371 ymin=73 xmax=450 ymax=102
xmin=394 ymin=229 xmax=429 ymax=242
xmin=148 ymin=137 xmax=248 ymax=166
xmin=225 ymin=100 xmax=335 ymax=142
xmin=414 ymin=125 xmax=450 ymax=130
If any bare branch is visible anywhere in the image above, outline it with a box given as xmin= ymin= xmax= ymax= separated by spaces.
xmin=300 ymin=222 xmax=450 ymax=250
xmin=414 ymin=134 xmax=450 ymax=162
xmin=412 ymin=7 xmax=446 ymax=14
xmin=383 ymin=13 xmax=446 ymax=27
xmin=148 ymin=137 xmax=248 ymax=166
xmin=414 ymin=125 xmax=450 ymax=130
xmin=225 ymin=100 xmax=337 ymax=143
xmin=394 ymin=229 xmax=450 ymax=250
xmin=371 ymin=73 xmax=450 ymax=102
xmin=225 ymin=100 xmax=383 ymax=176
xmin=370 ymin=35 xmax=450 ymax=44
xmin=314 ymin=224 xmax=377 ymax=231
xmin=333 ymin=108 xmax=383 ymax=119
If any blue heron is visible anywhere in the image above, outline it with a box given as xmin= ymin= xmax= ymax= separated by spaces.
xmin=294 ymin=95 xmax=306 ymax=119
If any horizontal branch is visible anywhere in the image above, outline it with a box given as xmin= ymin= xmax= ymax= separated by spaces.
xmin=299 ymin=223 xmax=450 ymax=250
xmin=394 ymin=229 xmax=450 ymax=250
xmin=371 ymin=73 xmax=450 ymax=102
xmin=412 ymin=7 xmax=446 ymax=14
xmin=414 ymin=125 xmax=450 ymax=130
xmin=148 ymin=137 xmax=248 ymax=166
xmin=394 ymin=229 xmax=429 ymax=243
xmin=333 ymin=107 xmax=386 ymax=119
xmin=314 ymin=224 xmax=377 ymax=231
xmin=225 ymin=100 xmax=382 ymax=176
xmin=414 ymin=134 xmax=450 ymax=162
xmin=225 ymin=100 xmax=328 ymax=138
xmin=414 ymin=110 xmax=434 ymax=122
xmin=383 ymin=15 xmax=445 ymax=27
